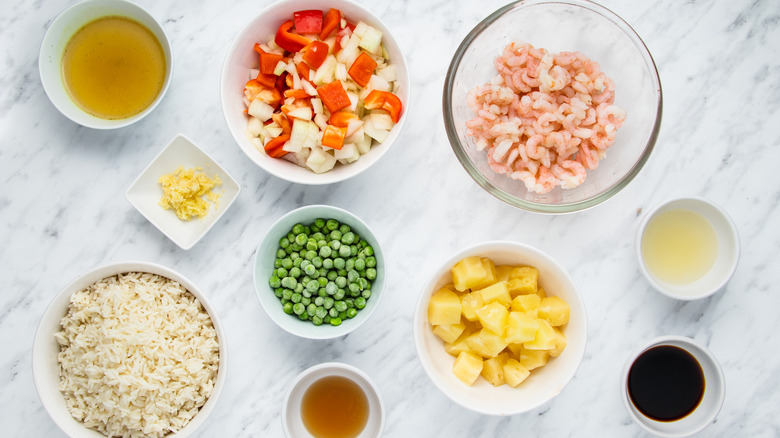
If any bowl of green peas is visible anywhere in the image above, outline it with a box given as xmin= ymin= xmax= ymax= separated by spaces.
xmin=253 ymin=204 xmax=385 ymax=339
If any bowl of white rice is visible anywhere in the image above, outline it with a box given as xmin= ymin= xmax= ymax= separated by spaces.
xmin=32 ymin=261 xmax=226 ymax=438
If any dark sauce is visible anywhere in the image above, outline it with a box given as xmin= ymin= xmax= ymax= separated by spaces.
xmin=628 ymin=345 xmax=705 ymax=422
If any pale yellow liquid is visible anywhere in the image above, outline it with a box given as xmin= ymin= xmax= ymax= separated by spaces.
xmin=62 ymin=16 xmax=166 ymax=119
xmin=641 ymin=209 xmax=718 ymax=284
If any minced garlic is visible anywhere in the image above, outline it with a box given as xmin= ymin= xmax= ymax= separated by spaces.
xmin=158 ymin=166 xmax=222 ymax=221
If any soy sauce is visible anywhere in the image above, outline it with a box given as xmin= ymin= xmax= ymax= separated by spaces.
xmin=628 ymin=345 xmax=705 ymax=421
xmin=301 ymin=375 xmax=369 ymax=438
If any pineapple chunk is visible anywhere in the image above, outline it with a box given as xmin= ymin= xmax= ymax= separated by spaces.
xmin=536 ymin=287 xmax=547 ymax=299
xmin=537 ymin=296 xmax=570 ymax=327
xmin=524 ymin=319 xmax=557 ymax=350
xmin=433 ymin=323 xmax=466 ymax=344
xmin=481 ymin=353 xmax=508 ymax=387
xmin=495 ymin=265 xmax=514 ymax=282
xmin=503 ymin=358 xmax=531 ymax=387
xmin=451 ymin=256 xmax=487 ymax=292
xmin=479 ymin=257 xmax=498 ymax=288
xmin=465 ymin=329 xmax=508 ymax=358
xmin=548 ymin=328 xmax=568 ymax=357
xmin=428 ymin=287 xmax=462 ymax=325
xmin=477 ymin=281 xmax=511 ymax=307
xmin=511 ymin=293 xmax=541 ymax=315
xmin=444 ymin=325 xmax=477 ymax=356
xmin=519 ymin=349 xmax=550 ymax=370
xmin=507 ymin=266 xmax=539 ymax=295
xmin=460 ymin=291 xmax=484 ymax=322
xmin=475 ymin=302 xmax=508 ymax=335
xmin=452 ymin=351 xmax=483 ymax=386
xmin=506 ymin=342 xmax=524 ymax=359
xmin=504 ymin=311 xmax=539 ymax=344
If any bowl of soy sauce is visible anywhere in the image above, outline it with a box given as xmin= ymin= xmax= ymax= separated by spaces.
xmin=621 ymin=336 xmax=725 ymax=437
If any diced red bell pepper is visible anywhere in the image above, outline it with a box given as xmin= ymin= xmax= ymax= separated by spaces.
xmin=296 ymin=62 xmax=311 ymax=82
xmin=264 ymin=134 xmax=290 ymax=158
xmin=253 ymin=42 xmax=266 ymax=55
xmin=284 ymin=88 xmax=310 ymax=99
xmin=293 ymin=10 xmax=323 ymax=35
xmin=245 ymin=80 xmax=282 ymax=108
xmin=301 ymin=41 xmax=329 ymax=69
xmin=321 ymin=125 xmax=347 ymax=150
xmin=363 ymin=90 xmax=403 ymax=123
xmin=275 ymin=20 xmax=311 ymax=53
xmin=255 ymin=71 xmax=277 ymax=88
xmin=260 ymin=52 xmax=285 ymax=75
xmin=319 ymin=8 xmax=341 ymax=40
xmin=316 ymin=80 xmax=351 ymax=113
xmin=329 ymin=111 xmax=359 ymax=128
xmin=347 ymin=52 xmax=377 ymax=88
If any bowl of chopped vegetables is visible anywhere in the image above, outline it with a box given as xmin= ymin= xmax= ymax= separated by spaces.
xmin=221 ymin=0 xmax=410 ymax=185
xmin=253 ymin=204 xmax=385 ymax=339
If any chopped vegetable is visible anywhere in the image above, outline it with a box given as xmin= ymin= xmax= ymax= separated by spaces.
xmin=293 ymin=10 xmax=323 ymax=35
xmin=319 ymin=8 xmax=341 ymax=40
xmin=301 ymin=41 xmax=329 ymax=69
xmin=321 ymin=124 xmax=347 ymax=150
xmin=347 ymin=52 xmax=377 ymax=88
xmin=317 ymin=80 xmax=351 ymax=113
xmin=275 ymin=20 xmax=311 ymax=52
xmin=364 ymin=89 xmax=403 ymax=123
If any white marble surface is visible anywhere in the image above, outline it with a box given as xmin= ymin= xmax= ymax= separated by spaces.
xmin=2 ymin=0 xmax=779 ymax=436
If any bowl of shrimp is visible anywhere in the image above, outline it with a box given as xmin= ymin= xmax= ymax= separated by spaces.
xmin=443 ymin=0 xmax=662 ymax=213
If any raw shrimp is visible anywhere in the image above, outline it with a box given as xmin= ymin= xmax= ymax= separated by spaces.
xmin=465 ymin=41 xmax=626 ymax=193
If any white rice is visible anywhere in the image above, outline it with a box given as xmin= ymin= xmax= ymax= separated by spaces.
xmin=55 ymin=272 xmax=219 ymax=438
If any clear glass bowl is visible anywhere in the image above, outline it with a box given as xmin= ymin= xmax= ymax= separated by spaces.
xmin=443 ymin=0 xmax=662 ymax=213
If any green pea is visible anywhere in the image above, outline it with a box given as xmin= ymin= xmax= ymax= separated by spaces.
xmin=307 ymin=303 xmax=317 ymax=316
xmin=319 ymin=246 xmax=332 ymax=258
xmin=295 ymin=233 xmax=307 ymax=245
xmin=301 ymin=297 xmax=311 ymax=306
xmin=323 ymin=297 xmax=335 ymax=309
xmin=293 ymin=257 xmax=303 ymax=268
xmin=358 ymin=278 xmax=370 ymax=290
xmin=276 ymin=267 xmax=288 ymax=278
xmin=326 ymin=270 xmax=338 ymax=281
xmin=334 ymin=301 xmax=347 ymax=312
xmin=330 ymin=317 xmax=342 ymax=326
xmin=366 ymin=268 xmax=377 ymax=280
xmin=282 ymin=289 xmax=293 ymax=300
xmin=276 ymin=249 xmax=287 ymax=258
xmin=338 ymin=310 xmax=348 ymax=320
xmin=326 ymin=219 xmax=339 ymax=230
xmin=346 ymin=258 xmax=355 ymax=271
xmin=334 ymin=258 xmax=346 ymax=270
xmin=330 ymin=240 xmax=341 ymax=250
xmin=341 ymin=231 xmax=355 ymax=245
xmin=330 ymin=230 xmax=342 ymax=241
xmin=312 ymin=316 xmax=323 ymax=326
xmin=345 ymin=298 xmax=355 ymax=308
xmin=325 ymin=282 xmax=337 ymax=295
xmin=315 ymin=306 xmax=328 ymax=319
xmin=281 ymin=277 xmax=296 ymax=289
xmin=274 ymin=259 xmax=282 ymax=268
xmin=339 ymin=245 xmax=351 ymax=257
xmin=361 ymin=289 xmax=371 ymax=300
xmin=329 ymin=308 xmax=339 ymax=318
xmin=314 ymin=218 xmax=325 ymax=228
xmin=346 ymin=308 xmax=357 ymax=318
xmin=355 ymin=297 xmax=367 ymax=309
xmin=283 ymin=302 xmax=294 ymax=314
xmin=318 ymin=277 xmax=328 ymax=288
xmin=292 ymin=303 xmax=304 ymax=314
xmin=312 ymin=257 xmax=323 ymax=268
xmin=339 ymin=224 xmax=350 ymax=234
xmin=297 ymin=312 xmax=308 ymax=321
xmin=269 ymin=275 xmax=281 ymax=288
xmin=290 ymin=267 xmax=302 ymax=278
xmin=333 ymin=289 xmax=345 ymax=300
xmin=354 ymin=258 xmax=365 ymax=271
xmin=274 ymin=288 xmax=283 ymax=298
xmin=306 ymin=280 xmax=319 ymax=292
xmin=366 ymin=256 xmax=377 ymax=267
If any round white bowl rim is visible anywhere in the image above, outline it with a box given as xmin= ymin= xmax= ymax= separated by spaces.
xmin=32 ymin=260 xmax=227 ymax=438
xmin=442 ymin=0 xmax=663 ymax=213
xmin=620 ymin=335 xmax=726 ymax=437
xmin=281 ymin=361 xmax=385 ymax=438
xmin=412 ymin=240 xmax=587 ymax=415
xmin=39 ymin=0 xmax=174 ymax=130
xmin=635 ymin=195 xmax=740 ymax=300
xmin=252 ymin=204 xmax=386 ymax=339
xmin=219 ymin=0 xmax=411 ymax=185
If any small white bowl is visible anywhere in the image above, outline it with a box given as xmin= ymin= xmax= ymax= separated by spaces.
xmin=32 ymin=261 xmax=227 ymax=438
xmin=220 ymin=0 xmax=410 ymax=185
xmin=621 ymin=336 xmax=725 ymax=437
xmin=253 ymin=205 xmax=385 ymax=339
xmin=39 ymin=0 xmax=173 ymax=129
xmin=282 ymin=362 xmax=384 ymax=438
xmin=636 ymin=196 xmax=740 ymax=300
xmin=126 ymin=134 xmax=241 ymax=250
xmin=413 ymin=241 xmax=587 ymax=416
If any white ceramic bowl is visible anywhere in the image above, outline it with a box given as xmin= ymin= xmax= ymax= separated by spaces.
xmin=220 ymin=0 xmax=410 ymax=185
xmin=39 ymin=0 xmax=173 ymax=129
xmin=32 ymin=261 xmax=227 ymax=438
xmin=636 ymin=196 xmax=740 ymax=300
xmin=125 ymin=134 xmax=241 ymax=250
xmin=282 ymin=362 xmax=385 ymax=438
xmin=253 ymin=205 xmax=385 ymax=339
xmin=621 ymin=336 xmax=725 ymax=437
xmin=413 ymin=241 xmax=587 ymax=416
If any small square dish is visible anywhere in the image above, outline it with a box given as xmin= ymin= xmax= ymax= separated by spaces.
xmin=126 ymin=134 xmax=241 ymax=250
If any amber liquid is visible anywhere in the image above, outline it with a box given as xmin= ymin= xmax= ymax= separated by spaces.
xmin=628 ymin=345 xmax=705 ymax=422
xmin=61 ymin=16 xmax=166 ymax=119
xmin=301 ymin=375 xmax=369 ymax=438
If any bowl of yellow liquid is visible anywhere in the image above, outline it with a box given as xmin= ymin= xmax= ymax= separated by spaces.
xmin=39 ymin=0 xmax=173 ymax=129
xmin=637 ymin=197 xmax=740 ymax=300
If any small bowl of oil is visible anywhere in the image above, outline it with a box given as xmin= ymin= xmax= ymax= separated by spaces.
xmin=39 ymin=0 xmax=173 ymax=129
xmin=636 ymin=196 xmax=740 ymax=300
xmin=282 ymin=362 xmax=384 ymax=438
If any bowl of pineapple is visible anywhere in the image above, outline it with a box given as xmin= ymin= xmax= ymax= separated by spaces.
xmin=413 ymin=241 xmax=587 ymax=416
